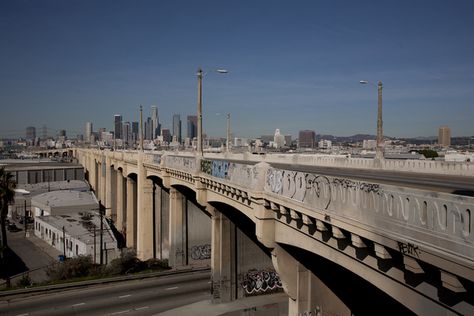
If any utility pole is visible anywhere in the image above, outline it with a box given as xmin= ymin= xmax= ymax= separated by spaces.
xmin=226 ymin=113 xmax=231 ymax=152
xmin=99 ymin=201 xmax=104 ymax=265
xmin=376 ymin=81 xmax=384 ymax=160
xmin=24 ymin=200 xmax=27 ymax=238
xmin=93 ymin=226 xmax=96 ymax=264
xmin=197 ymin=68 xmax=203 ymax=156
xmin=139 ymin=105 xmax=144 ymax=152
xmin=62 ymin=226 xmax=66 ymax=259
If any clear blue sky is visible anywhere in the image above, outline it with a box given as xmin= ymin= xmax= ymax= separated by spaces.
xmin=1 ymin=0 xmax=473 ymax=139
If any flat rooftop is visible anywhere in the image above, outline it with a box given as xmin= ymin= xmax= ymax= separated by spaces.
xmin=36 ymin=213 xmax=116 ymax=246
xmin=32 ymin=190 xmax=98 ymax=210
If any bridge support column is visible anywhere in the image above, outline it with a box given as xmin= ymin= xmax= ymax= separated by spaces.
xmin=100 ymin=159 xmax=106 ymax=203
xmin=272 ymin=245 xmax=350 ymax=316
xmin=169 ymin=187 xmax=186 ymax=268
xmin=125 ymin=176 xmax=137 ymax=249
xmin=137 ymin=178 xmax=154 ymax=260
xmin=211 ymin=211 xmax=236 ymax=303
xmin=105 ymin=158 xmax=113 ymax=218
xmin=116 ymin=169 xmax=126 ymax=234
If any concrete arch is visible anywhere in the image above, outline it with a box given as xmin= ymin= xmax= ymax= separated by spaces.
xmin=274 ymin=226 xmax=447 ymax=315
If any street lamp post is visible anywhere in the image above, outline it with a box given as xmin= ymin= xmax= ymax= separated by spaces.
xmin=196 ymin=68 xmax=228 ymax=156
xmin=360 ymin=80 xmax=384 ymax=160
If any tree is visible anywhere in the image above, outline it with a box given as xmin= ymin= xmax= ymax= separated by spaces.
xmin=0 ymin=167 xmax=16 ymax=287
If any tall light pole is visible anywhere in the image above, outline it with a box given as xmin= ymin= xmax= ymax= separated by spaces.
xmin=360 ymin=80 xmax=384 ymax=160
xmin=196 ymin=68 xmax=228 ymax=156
xmin=226 ymin=113 xmax=231 ymax=152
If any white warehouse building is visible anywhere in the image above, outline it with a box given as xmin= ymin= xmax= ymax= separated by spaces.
xmin=31 ymin=190 xmax=99 ymax=217
xmin=34 ymin=212 xmax=119 ymax=264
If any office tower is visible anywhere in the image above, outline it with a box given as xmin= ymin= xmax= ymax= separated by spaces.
xmin=187 ymin=115 xmax=197 ymax=139
xmin=144 ymin=117 xmax=153 ymax=140
xmin=298 ymin=130 xmax=316 ymax=148
xmin=132 ymin=121 xmax=139 ymax=143
xmin=123 ymin=122 xmax=131 ymax=144
xmin=42 ymin=125 xmax=47 ymax=140
xmin=161 ymin=128 xmax=171 ymax=143
xmin=284 ymin=135 xmax=292 ymax=147
xmin=26 ymin=126 xmax=36 ymax=140
xmin=58 ymin=130 xmax=66 ymax=137
xmin=274 ymin=129 xmax=285 ymax=148
xmin=114 ymin=114 xmax=122 ymax=140
xmin=85 ymin=122 xmax=93 ymax=142
xmin=438 ymin=126 xmax=451 ymax=147
xmin=173 ymin=114 xmax=182 ymax=143
xmin=151 ymin=105 xmax=160 ymax=139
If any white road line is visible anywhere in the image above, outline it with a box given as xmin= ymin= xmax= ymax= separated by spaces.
xmin=165 ymin=286 xmax=179 ymax=290
xmin=109 ymin=310 xmax=130 ymax=315
xmin=135 ymin=306 xmax=149 ymax=311
xmin=208 ymin=281 xmax=212 ymax=284
xmin=118 ymin=294 xmax=132 ymax=299
xmin=16 ymin=314 xmax=30 ymax=316
xmin=72 ymin=302 xmax=86 ymax=307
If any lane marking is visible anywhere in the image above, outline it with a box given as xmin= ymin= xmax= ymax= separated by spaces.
xmin=135 ymin=306 xmax=149 ymax=311
xmin=72 ymin=303 xmax=86 ymax=307
xmin=208 ymin=281 xmax=212 ymax=284
xmin=16 ymin=314 xmax=30 ymax=316
xmin=118 ymin=294 xmax=131 ymax=299
xmin=165 ymin=286 xmax=179 ymax=291
xmin=109 ymin=310 xmax=130 ymax=315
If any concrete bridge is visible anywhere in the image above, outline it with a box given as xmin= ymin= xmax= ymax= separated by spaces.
xmin=72 ymin=148 xmax=473 ymax=315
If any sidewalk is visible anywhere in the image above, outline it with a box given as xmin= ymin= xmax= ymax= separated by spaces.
xmin=6 ymin=229 xmax=60 ymax=284
xmin=154 ymin=292 xmax=288 ymax=316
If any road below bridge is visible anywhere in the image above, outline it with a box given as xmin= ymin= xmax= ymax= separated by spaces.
xmin=0 ymin=270 xmax=211 ymax=316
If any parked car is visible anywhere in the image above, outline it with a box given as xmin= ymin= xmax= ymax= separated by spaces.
xmin=7 ymin=223 xmax=21 ymax=232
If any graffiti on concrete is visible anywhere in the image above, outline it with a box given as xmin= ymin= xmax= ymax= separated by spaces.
xmin=333 ymin=178 xmax=381 ymax=194
xmin=191 ymin=244 xmax=211 ymax=260
xmin=242 ymin=269 xmax=283 ymax=295
xmin=266 ymin=169 xmax=331 ymax=209
xmin=398 ymin=242 xmax=421 ymax=258
xmin=201 ymin=159 xmax=259 ymax=188
xmin=164 ymin=156 xmax=196 ymax=172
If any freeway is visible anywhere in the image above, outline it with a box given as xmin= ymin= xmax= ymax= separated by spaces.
xmin=0 ymin=270 xmax=211 ymax=316
xmin=270 ymin=162 xmax=474 ymax=195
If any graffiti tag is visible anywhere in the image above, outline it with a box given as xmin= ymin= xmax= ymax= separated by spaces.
xmin=191 ymin=244 xmax=211 ymax=260
xmin=242 ymin=269 xmax=283 ymax=295
xmin=398 ymin=242 xmax=421 ymax=258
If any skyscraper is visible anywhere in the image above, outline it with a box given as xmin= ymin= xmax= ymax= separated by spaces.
xmin=132 ymin=121 xmax=139 ymax=143
xmin=161 ymin=128 xmax=171 ymax=143
xmin=298 ymin=130 xmax=316 ymax=148
xmin=151 ymin=105 xmax=160 ymax=139
xmin=123 ymin=122 xmax=131 ymax=145
xmin=26 ymin=126 xmax=36 ymax=140
xmin=187 ymin=115 xmax=197 ymax=139
xmin=438 ymin=126 xmax=451 ymax=147
xmin=114 ymin=115 xmax=122 ymax=140
xmin=85 ymin=122 xmax=93 ymax=142
xmin=173 ymin=114 xmax=182 ymax=143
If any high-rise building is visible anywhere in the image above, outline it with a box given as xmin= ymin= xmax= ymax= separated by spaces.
xmin=274 ymin=129 xmax=285 ymax=148
xmin=187 ymin=115 xmax=197 ymax=139
xmin=151 ymin=105 xmax=160 ymax=139
xmin=123 ymin=122 xmax=131 ymax=145
xmin=42 ymin=125 xmax=47 ymax=140
xmin=298 ymin=130 xmax=316 ymax=148
xmin=85 ymin=122 xmax=93 ymax=142
xmin=132 ymin=121 xmax=139 ymax=143
xmin=161 ymin=128 xmax=171 ymax=143
xmin=145 ymin=117 xmax=153 ymax=140
xmin=438 ymin=126 xmax=451 ymax=147
xmin=114 ymin=114 xmax=122 ymax=140
xmin=58 ymin=130 xmax=66 ymax=137
xmin=26 ymin=126 xmax=36 ymax=140
xmin=173 ymin=114 xmax=182 ymax=143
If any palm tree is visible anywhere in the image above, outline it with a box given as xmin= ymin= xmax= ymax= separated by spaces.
xmin=0 ymin=167 xmax=16 ymax=287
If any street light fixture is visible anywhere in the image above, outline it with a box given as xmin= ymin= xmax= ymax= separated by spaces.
xmin=196 ymin=67 xmax=228 ymax=156
xmin=360 ymin=80 xmax=384 ymax=160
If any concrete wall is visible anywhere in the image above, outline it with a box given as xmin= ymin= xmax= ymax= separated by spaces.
xmin=187 ymin=200 xmax=211 ymax=266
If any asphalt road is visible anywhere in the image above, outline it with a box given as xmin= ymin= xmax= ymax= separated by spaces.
xmin=0 ymin=270 xmax=211 ymax=316
xmin=270 ymin=162 xmax=474 ymax=195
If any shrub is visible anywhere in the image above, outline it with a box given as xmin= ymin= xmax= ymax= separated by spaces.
xmin=16 ymin=274 xmax=32 ymax=287
xmin=46 ymin=255 xmax=98 ymax=281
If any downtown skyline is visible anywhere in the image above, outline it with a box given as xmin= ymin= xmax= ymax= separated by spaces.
xmin=1 ymin=1 xmax=474 ymax=139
